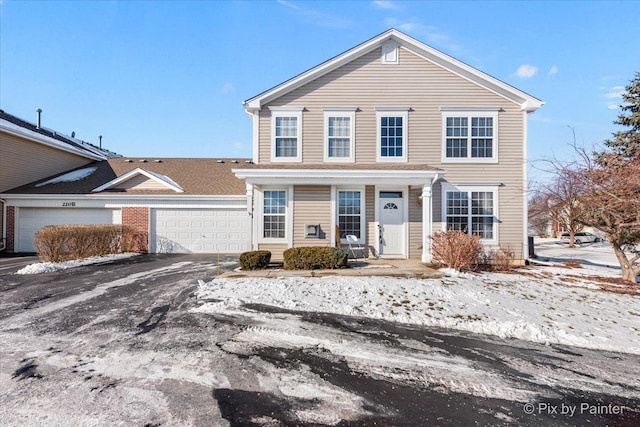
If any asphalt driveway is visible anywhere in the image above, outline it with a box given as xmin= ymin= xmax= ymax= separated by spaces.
xmin=0 ymin=254 xmax=638 ymax=426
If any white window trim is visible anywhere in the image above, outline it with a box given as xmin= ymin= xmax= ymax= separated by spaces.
xmin=441 ymin=183 xmax=499 ymax=245
xmin=257 ymin=186 xmax=293 ymax=244
xmin=441 ymin=110 xmax=499 ymax=164
xmin=334 ymin=186 xmax=366 ymax=245
xmin=376 ymin=109 xmax=409 ymax=163
xmin=270 ymin=107 xmax=303 ymax=163
xmin=324 ymin=110 xmax=356 ymax=163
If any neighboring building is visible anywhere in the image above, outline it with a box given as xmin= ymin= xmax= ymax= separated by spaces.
xmin=233 ymin=29 xmax=543 ymax=262
xmin=0 ymin=109 xmax=120 ymax=250
xmin=1 ymin=158 xmax=250 ymax=253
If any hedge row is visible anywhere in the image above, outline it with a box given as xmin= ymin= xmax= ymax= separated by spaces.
xmin=283 ymin=246 xmax=348 ymax=270
xmin=239 ymin=250 xmax=272 ymax=270
xmin=35 ymin=225 xmax=143 ymax=263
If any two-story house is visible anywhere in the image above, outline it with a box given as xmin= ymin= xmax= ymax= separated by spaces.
xmin=233 ymin=29 xmax=543 ymax=262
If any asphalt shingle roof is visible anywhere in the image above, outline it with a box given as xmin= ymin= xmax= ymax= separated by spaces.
xmin=4 ymin=158 xmax=251 ymax=196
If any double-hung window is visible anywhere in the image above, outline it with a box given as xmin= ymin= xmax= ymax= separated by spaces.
xmin=270 ymin=107 xmax=303 ymax=162
xmin=324 ymin=109 xmax=356 ymax=162
xmin=443 ymin=184 xmax=498 ymax=243
xmin=338 ymin=190 xmax=363 ymax=239
xmin=263 ymin=190 xmax=287 ymax=239
xmin=441 ymin=109 xmax=498 ymax=162
xmin=376 ymin=108 xmax=408 ymax=162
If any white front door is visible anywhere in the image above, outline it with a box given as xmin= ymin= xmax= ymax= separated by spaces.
xmin=379 ymin=194 xmax=404 ymax=257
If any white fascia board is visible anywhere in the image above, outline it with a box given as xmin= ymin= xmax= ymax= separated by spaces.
xmin=0 ymin=193 xmax=246 ymax=201
xmin=243 ymin=28 xmax=543 ymax=113
xmin=390 ymin=31 xmax=545 ymax=111
xmin=243 ymin=29 xmax=397 ymax=111
xmin=91 ymin=168 xmax=184 ymax=193
xmin=232 ymin=168 xmax=442 ymax=186
xmin=1 ymin=120 xmax=107 ymax=161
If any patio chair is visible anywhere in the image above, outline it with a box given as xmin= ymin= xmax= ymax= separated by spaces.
xmin=345 ymin=234 xmax=365 ymax=261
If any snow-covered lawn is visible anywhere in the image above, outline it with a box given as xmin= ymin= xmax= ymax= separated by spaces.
xmin=195 ymin=262 xmax=640 ymax=355
xmin=15 ymin=253 xmax=139 ymax=275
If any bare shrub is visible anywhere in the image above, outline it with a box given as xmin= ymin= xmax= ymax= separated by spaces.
xmin=489 ymin=246 xmax=516 ymax=272
xmin=430 ymin=231 xmax=483 ymax=271
xmin=35 ymin=225 xmax=141 ymax=262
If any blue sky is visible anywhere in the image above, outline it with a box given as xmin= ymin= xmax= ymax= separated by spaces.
xmin=1 ymin=0 xmax=639 ymax=181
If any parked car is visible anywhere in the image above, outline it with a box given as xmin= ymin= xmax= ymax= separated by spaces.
xmin=561 ymin=232 xmax=599 ymax=244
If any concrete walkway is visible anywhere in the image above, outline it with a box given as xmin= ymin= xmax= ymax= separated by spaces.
xmin=219 ymin=258 xmax=443 ymax=279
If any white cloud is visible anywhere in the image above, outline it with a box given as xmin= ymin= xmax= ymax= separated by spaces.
xmin=601 ymin=85 xmax=624 ymax=110
xmin=548 ymin=65 xmax=559 ymax=76
xmin=371 ymin=1 xmax=399 ymax=10
xmin=515 ymin=64 xmax=538 ymax=78
xmin=220 ymin=83 xmax=235 ymax=94
xmin=384 ymin=18 xmax=460 ymax=54
xmin=276 ymin=0 xmax=299 ymax=10
xmin=278 ymin=0 xmax=352 ymax=29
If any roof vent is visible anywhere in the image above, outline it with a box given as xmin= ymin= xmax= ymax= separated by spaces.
xmin=217 ymin=160 xmax=224 ymax=163
xmin=231 ymin=160 xmax=238 ymax=163
xmin=36 ymin=108 xmax=42 ymax=129
xmin=154 ymin=159 xmax=163 ymax=163
xmin=244 ymin=160 xmax=253 ymax=164
xmin=139 ymin=159 xmax=147 ymax=163
xmin=125 ymin=159 xmax=133 ymax=163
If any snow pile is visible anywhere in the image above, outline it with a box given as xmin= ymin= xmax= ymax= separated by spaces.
xmin=16 ymin=253 xmax=138 ymax=274
xmin=35 ymin=166 xmax=97 ymax=187
xmin=195 ymin=266 xmax=640 ymax=354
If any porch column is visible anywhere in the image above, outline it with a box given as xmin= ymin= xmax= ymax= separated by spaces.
xmin=246 ymin=183 xmax=257 ymax=250
xmin=421 ymin=182 xmax=433 ymax=263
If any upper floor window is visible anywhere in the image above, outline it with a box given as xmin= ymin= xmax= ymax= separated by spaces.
xmin=270 ymin=107 xmax=303 ymax=162
xmin=441 ymin=109 xmax=498 ymax=163
xmin=324 ymin=109 xmax=356 ymax=162
xmin=376 ymin=109 xmax=409 ymax=162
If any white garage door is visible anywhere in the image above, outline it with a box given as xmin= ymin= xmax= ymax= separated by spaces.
xmin=17 ymin=208 xmax=121 ymax=252
xmin=150 ymin=208 xmax=251 ymax=254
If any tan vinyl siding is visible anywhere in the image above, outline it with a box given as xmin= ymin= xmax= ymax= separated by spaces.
xmin=365 ymin=185 xmax=375 ymax=257
xmin=115 ymin=175 xmax=173 ymax=191
xmin=257 ymin=46 xmax=527 ymax=257
xmin=408 ymin=187 xmax=423 ymax=259
xmin=257 ymin=243 xmax=288 ymax=261
xmin=0 ymin=132 xmax=93 ymax=192
xmin=293 ymin=185 xmax=331 ymax=247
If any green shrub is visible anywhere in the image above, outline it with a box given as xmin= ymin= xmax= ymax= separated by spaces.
xmin=283 ymin=246 xmax=348 ymax=270
xmin=239 ymin=250 xmax=272 ymax=270
xmin=35 ymin=225 xmax=142 ymax=263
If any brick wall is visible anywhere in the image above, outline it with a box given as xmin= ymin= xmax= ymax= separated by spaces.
xmin=6 ymin=206 xmax=15 ymax=252
xmin=122 ymin=207 xmax=149 ymax=253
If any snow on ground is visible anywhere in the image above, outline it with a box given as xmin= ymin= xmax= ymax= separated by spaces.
xmin=195 ymin=261 xmax=640 ymax=355
xmin=15 ymin=253 xmax=139 ymax=275
xmin=35 ymin=166 xmax=97 ymax=187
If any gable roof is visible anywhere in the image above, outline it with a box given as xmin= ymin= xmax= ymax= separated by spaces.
xmin=244 ymin=29 xmax=544 ymax=113
xmin=0 ymin=109 xmax=121 ymax=160
xmin=91 ymin=167 xmax=184 ymax=193
xmin=2 ymin=158 xmax=250 ymax=196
